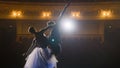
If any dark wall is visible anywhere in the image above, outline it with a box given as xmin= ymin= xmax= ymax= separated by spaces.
xmin=0 ymin=19 xmax=22 ymax=68
xmin=104 ymin=20 xmax=120 ymax=67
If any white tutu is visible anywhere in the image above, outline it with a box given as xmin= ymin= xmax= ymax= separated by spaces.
xmin=24 ymin=47 xmax=58 ymax=68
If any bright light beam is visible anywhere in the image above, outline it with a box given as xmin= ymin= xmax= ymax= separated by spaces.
xmin=60 ymin=19 xmax=75 ymax=33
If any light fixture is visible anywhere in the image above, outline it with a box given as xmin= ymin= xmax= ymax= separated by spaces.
xmin=11 ymin=10 xmax=22 ymax=17
xmin=71 ymin=11 xmax=80 ymax=17
xmin=42 ymin=11 xmax=51 ymax=17
xmin=100 ymin=10 xmax=112 ymax=17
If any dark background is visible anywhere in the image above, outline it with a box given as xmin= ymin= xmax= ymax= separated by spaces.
xmin=0 ymin=19 xmax=120 ymax=68
xmin=0 ymin=0 xmax=120 ymax=68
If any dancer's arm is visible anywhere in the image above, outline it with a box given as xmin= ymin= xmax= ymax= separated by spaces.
xmin=25 ymin=39 xmax=36 ymax=57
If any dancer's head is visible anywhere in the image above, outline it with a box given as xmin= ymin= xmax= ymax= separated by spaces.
xmin=28 ymin=26 xmax=36 ymax=34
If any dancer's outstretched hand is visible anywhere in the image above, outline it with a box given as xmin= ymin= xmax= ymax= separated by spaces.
xmin=47 ymin=21 xmax=56 ymax=28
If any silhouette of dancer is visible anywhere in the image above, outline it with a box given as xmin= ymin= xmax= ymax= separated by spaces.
xmin=24 ymin=21 xmax=58 ymax=68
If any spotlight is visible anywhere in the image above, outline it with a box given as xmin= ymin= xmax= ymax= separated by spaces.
xmin=60 ymin=19 xmax=76 ymax=33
